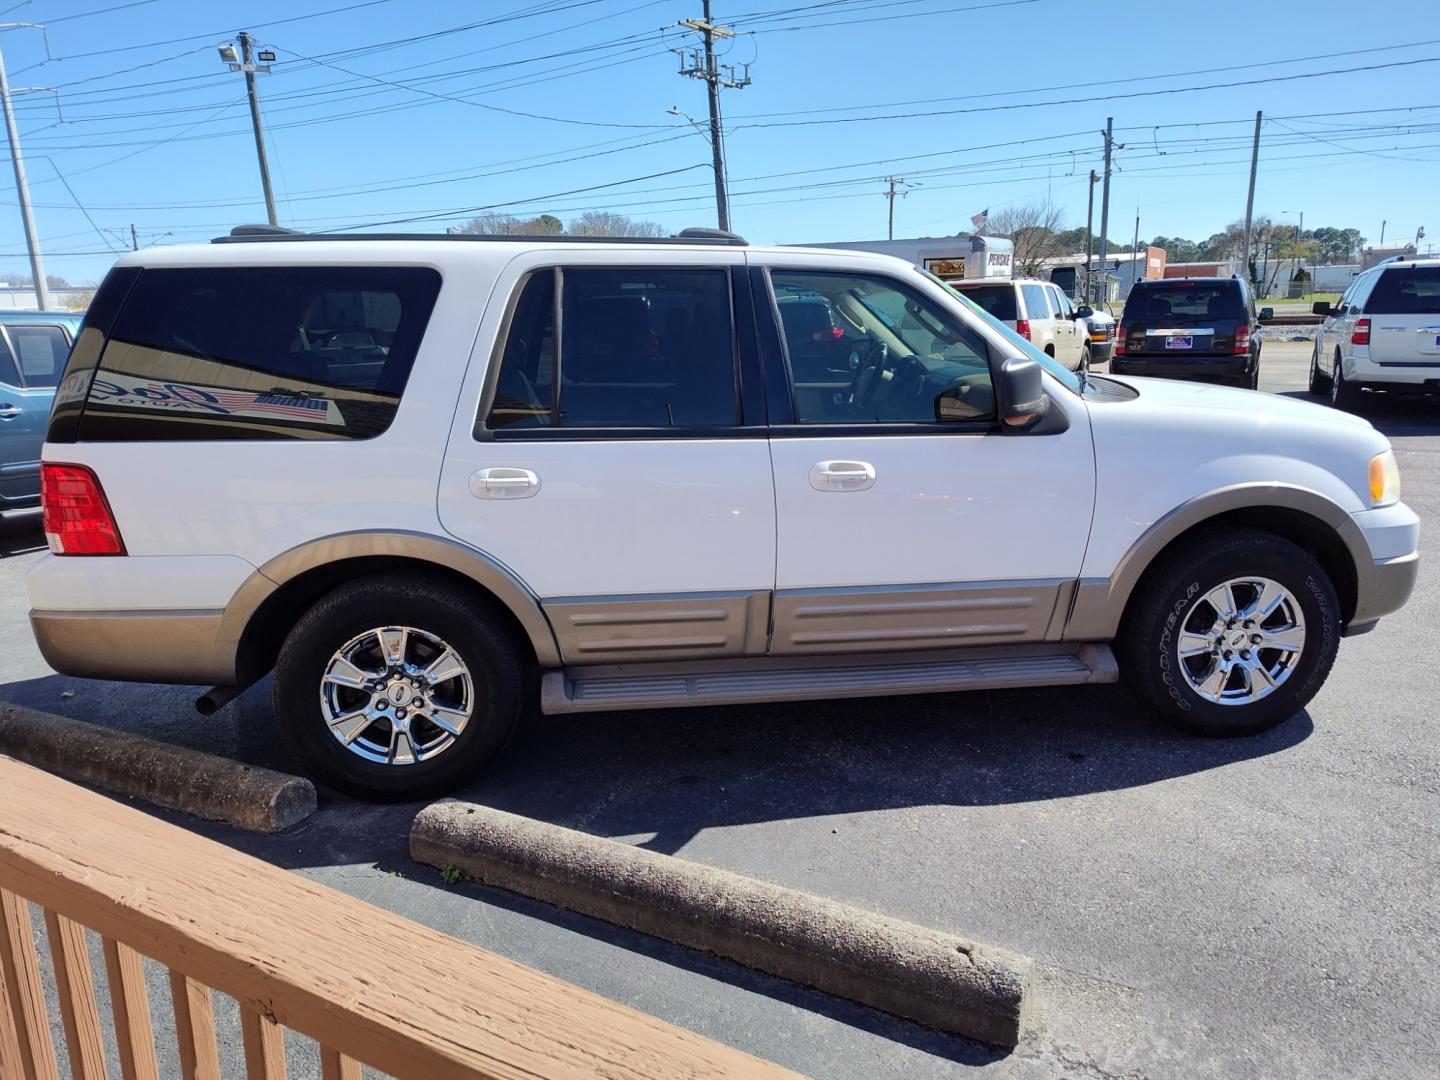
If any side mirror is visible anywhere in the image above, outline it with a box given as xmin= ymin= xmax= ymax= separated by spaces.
xmin=1311 ymin=301 xmax=1331 ymax=317
xmin=1259 ymin=306 xmax=1275 ymax=321
xmin=997 ymin=356 xmax=1048 ymax=430
xmin=1075 ymin=305 xmax=1093 ymax=319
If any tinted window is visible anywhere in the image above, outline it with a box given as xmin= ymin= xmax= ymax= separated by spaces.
xmin=1020 ymin=284 xmax=1052 ymax=319
xmin=6 ymin=325 xmax=70 ymax=388
xmin=1122 ymin=282 xmax=1243 ymax=322
xmin=1050 ymin=287 xmax=1073 ymax=318
xmin=64 ymin=267 xmax=440 ymax=442
xmin=953 ymin=284 xmax=1016 ymax=320
xmin=1366 ymin=266 xmax=1440 ymax=315
xmin=0 ymin=332 xmax=18 ymax=386
xmin=485 ymin=267 xmax=737 ymax=430
xmin=488 ymin=271 xmax=555 ymax=429
xmin=772 ymin=271 xmax=993 ymax=425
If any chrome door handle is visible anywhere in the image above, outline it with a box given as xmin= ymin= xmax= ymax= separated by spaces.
xmin=0 ymin=404 xmax=21 ymax=420
xmin=809 ymin=460 xmax=875 ymax=492
xmin=469 ymin=467 xmax=540 ymax=500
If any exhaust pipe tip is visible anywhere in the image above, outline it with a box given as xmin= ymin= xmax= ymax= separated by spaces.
xmin=195 ymin=684 xmax=243 ymax=716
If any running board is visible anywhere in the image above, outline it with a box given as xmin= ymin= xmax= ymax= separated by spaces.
xmin=540 ymin=643 xmax=1118 ymax=715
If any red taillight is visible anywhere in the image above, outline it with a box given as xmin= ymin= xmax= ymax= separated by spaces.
xmin=41 ymin=463 xmax=125 ymax=556
xmin=1233 ymin=324 xmax=1251 ymax=356
xmin=1114 ymin=324 xmax=1126 ymax=356
xmin=1015 ymin=318 xmax=1032 ymax=341
xmin=1351 ymin=318 xmax=1371 ymax=347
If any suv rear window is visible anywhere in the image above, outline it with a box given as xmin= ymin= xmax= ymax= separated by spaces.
xmin=952 ymin=284 xmax=1017 ymax=320
xmin=50 ymin=266 xmax=441 ymax=442
xmin=1122 ymin=282 xmax=1243 ymax=322
xmin=1365 ymin=266 xmax=1440 ymax=314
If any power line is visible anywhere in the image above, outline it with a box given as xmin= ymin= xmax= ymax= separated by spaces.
xmin=330 ymin=162 xmax=714 ymax=230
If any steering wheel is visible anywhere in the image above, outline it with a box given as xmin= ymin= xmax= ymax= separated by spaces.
xmin=850 ymin=341 xmax=889 ymax=406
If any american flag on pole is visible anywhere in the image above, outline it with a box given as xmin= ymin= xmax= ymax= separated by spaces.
xmin=971 ymin=208 xmax=988 ymax=230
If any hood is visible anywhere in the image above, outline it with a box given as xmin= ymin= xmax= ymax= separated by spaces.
xmin=1097 ymin=374 xmax=1376 ymax=433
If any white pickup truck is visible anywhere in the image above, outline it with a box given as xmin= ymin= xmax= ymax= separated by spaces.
xmin=27 ymin=228 xmax=1419 ymax=799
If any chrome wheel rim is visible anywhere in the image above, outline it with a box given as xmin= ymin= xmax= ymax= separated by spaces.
xmin=1176 ymin=577 xmax=1306 ymax=706
xmin=319 ymin=626 xmax=474 ymax=765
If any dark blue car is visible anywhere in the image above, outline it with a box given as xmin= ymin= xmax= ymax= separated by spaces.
xmin=0 ymin=309 xmax=85 ymax=512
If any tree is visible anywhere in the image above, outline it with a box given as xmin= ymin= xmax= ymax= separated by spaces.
xmin=566 ymin=211 xmax=665 ymax=237
xmin=455 ymin=212 xmax=563 ymax=235
xmin=1308 ymin=226 xmax=1364 ymax=264
xmin=0 ymin=273 xmax=70 ymax=288
xmin=984 ymin=199 xmax=1066 ymax=276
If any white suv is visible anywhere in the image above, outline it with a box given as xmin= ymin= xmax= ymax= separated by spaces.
xmin=28 ymin=229 xmax=1418 ymax=799
xmin=1311 ymin=256 xmax=1440 ymax=408
xmin=948 ymin=277 xmax=1091 ymax=371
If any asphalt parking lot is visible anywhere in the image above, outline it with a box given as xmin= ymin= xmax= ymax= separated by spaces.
xmin=1 ymin=338 xmax=1436 ymax=1079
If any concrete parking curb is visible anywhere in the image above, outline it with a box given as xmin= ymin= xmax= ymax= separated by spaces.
xmin=410 ymin=801 xmax=1032 ymax=1047
xmin=0 ymin=703 xmax=316 ymax=833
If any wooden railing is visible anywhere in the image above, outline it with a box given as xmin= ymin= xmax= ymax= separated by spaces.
xmin=0 ymin=756 xmax=798 ymax=1079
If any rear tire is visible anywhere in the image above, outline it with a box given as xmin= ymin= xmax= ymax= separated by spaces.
xmin=273 ymin=574 xmax=523 ymax=801
xmin=1330 ymin=352 xmax=1361 ymax=410
xmin=1121 ymin=528 xmax=1340 ymax=738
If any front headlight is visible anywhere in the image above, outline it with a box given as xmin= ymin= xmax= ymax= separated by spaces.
xmin=1369 ymin=449 xmax=1401 ymax=507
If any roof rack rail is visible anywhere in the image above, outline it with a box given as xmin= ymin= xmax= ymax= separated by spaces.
xmin=228 ymin=224 xmax=302 ymax=237
xmin=212 ymin=226 xmax=748 ymax=246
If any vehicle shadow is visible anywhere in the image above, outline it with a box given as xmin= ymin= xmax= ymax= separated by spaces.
xmin=0 ymin=670 xmax=1313 ymax=859
xmin=0 ymin=670 xmax=1309 ymax=1067
xmin=1279 ymin=386 xmax=1440 ymax=437
xmin=0 ymin=512 xmax=45 ymax=558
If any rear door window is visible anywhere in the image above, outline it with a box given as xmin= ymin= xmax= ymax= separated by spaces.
xmin=1020 ymin=284 xmax=1052 ymax=320
xmin=4 ymin=325 xmax=71 ymax=388
xmin=953 ymin=285 xmax=1016 ymax=320
xmin=1365 ymin=266 xmax=1440 ymax=314
xmin=483 ymin=267 xmax=738 ymax=432
xmin=63 ymin=266 xmax=441 ymax=441
xmin=0 ymin=332 xmax=19 ymax=386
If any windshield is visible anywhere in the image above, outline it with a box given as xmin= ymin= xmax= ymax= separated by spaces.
xmin=921 ymin=270 xmax=1081 ymax=394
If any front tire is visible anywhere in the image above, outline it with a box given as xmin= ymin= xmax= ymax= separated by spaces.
xmin=1079 ymin=344 xmax=1092 ymax=374
xmin=1121 ymin=528 xmax=1340 ymax=737
xmin=273 ymin=574 xmax=523 ymax=801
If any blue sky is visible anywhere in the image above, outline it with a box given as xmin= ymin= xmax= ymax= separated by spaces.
xmin=1 ymin=0 xmax=1436 ymax=284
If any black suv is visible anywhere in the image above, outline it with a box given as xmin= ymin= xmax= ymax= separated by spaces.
xmin=1111 ymin=277 xmax=1266 ymax=388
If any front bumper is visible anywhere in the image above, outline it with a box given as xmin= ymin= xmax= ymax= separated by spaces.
xmin=1346 ymin=501 xmax=1421 ymax=635
xmin=1346 ymin=551 xmax=1419 ymax=636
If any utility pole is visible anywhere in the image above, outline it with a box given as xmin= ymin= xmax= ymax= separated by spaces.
xmin=0 ymin=25 xmax=52 ymax=310
xmin=1097 ymin=118 xmax=1115 ymax=307
xmin=1379 ymin=220 xmax=1387 ymax=248
xmin=131 ymin=223 xmax=139 ymax=251
xmin=221 ymin=33 xmax=279 ymax=227
xmin=1241 ymin=110 xmax=1261 ymax=283
xmin=884 ymin=177 xmax=913 ymax=240
xmin=1131 ymin=207 xmax=1140 ymax=293
xmin=1085 ymin=170 xmax=1097 ymax=304
xmin=678 ymin=3 xmax=749 ymax=231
